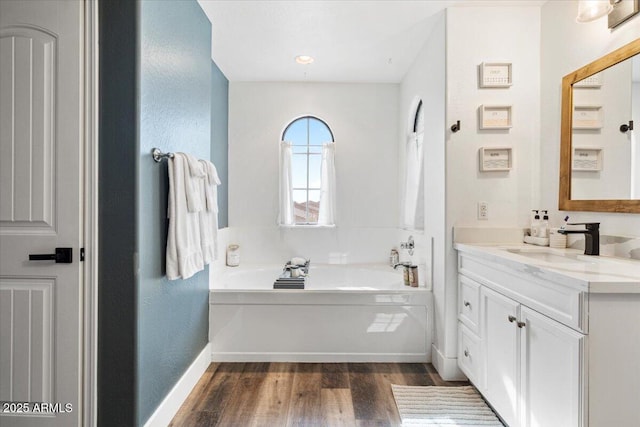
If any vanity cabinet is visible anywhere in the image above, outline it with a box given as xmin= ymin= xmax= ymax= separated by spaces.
xmin=458 ymin=253 xmax=586 ymax=427
xmin=456 ymin=244 xmax=640 ymax=427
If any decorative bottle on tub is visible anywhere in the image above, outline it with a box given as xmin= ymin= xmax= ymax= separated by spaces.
xmin=226 ymin=244 xmax=240 ymax=267
xmin=390 ymin=248 xmax=399 ymax=266
xmin=409 ymin=266 xmax=419 ymax=287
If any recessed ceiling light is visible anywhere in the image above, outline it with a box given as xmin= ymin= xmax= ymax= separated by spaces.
xmin=295 ymin=55 xmax=314 ymax=65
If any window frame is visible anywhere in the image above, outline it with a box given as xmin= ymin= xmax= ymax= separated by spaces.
xmin=282 ymin=115 xmax=334 ymax=225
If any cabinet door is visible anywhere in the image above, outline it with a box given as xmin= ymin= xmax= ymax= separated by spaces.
xmin=520 ymin=306 xmax=585 ymax=427
xmin=482 ymin=287 xmax=520 ymax=427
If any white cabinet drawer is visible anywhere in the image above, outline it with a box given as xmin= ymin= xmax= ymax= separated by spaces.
xmin=459 ymin=275 xmax=481 ymax=333
xmin=458 ymin=323 xmax=484 ymax=389
xmin=459 ymin=253 xmax=587 ymax=333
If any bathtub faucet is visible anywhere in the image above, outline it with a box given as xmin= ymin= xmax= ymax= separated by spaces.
xmin=400 ymin=236 xmax=414 ymax=256
xmin=393 ymin=262 xmax=411 ymax=270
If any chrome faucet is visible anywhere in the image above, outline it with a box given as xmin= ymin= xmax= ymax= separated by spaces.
xmin=400 ymin=235 xmax=415 ymax=256
xmin=558 ymin=222 xmax=600 ymax=255
xmin=393 ymin=262 xmax=411 ymax=270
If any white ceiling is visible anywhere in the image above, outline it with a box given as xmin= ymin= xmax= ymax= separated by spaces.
xmin=198 ymin=0 xmax=547 ymax=83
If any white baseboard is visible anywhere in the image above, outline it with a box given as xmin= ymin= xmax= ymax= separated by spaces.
xmin=431 ymin=344 xmax=467 ymax=381
xmin=211 ymin=351 xmax=428 ymax=363
xmin=144 ymin=343 xmax=211 ymax=427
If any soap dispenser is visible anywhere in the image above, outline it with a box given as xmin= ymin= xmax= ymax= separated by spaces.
xmin=531 ymin=210 xmax=540 ymax=237
xmin=540 ymin=210 xmax=549 ymax=238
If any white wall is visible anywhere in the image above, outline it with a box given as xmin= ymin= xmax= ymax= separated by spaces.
xmin=541 ymin=0 xmax=640 ymax=236
xmin=447 ymin=6 xmax=541 ymax=229
xmin=442 ymin=6 xmax=542 ymax=378
xmin=396 ymin=6 xmax=542 ymax=380
xmin=228 ymin=82 xmax=399 ymax=264
xmin=399 ymin=11 xmax=447 ymax=373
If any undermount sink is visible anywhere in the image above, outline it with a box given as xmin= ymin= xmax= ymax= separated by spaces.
xmin=504 ymin=248 xmax=595 ymax=264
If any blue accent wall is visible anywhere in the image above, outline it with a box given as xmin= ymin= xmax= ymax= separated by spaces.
xmin=211 ymin=60 xmax=229 ymax=228
xmin=137 ymin=1 xmax=211 ymax=424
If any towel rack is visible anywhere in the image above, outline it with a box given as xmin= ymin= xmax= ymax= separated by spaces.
xmin=152 ymin=148 xmax=174 ymax=163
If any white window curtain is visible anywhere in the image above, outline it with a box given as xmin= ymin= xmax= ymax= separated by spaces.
xmin=403 ymin=132 xmax=424 ymax=230
xmin=278 ymin=141 xmax=294 ymax=225
xmin=318 ymin=142 xmax=336 ymax=226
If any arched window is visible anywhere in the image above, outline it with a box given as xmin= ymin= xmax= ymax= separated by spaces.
xmin=280 ymin=116 xmax=335 ymax=225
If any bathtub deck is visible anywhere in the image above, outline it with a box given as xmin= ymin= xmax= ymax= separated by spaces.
xmin=170 ymin=362 xmax=469 ymax=426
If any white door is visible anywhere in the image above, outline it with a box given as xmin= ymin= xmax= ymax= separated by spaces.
xmin=519 ymin=306 xmax=584 ymax=427
xmin=0 ymin=1 xmax=84 ymax=426
xmin=482 ymin=286 xmax=520 ymax=427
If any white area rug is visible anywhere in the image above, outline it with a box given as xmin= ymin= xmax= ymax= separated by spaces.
xmin=391 ymin=385 xmax=503 ymax=426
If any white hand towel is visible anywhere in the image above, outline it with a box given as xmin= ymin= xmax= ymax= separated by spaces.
xmin=200 ymin=159 xmax=221 ymax=212
xmin=166 ymin=153 xmax=205 ymax=280
xmin=198 ymin=159 xmax=222 ymax=264
xmin=183 ymin=152 xmax=206 ymax=177
xmin=180 ymin=152 xmax=205 ymax=213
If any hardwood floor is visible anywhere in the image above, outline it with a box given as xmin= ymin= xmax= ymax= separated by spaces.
xmin=170 ymin=363 xmax=468 ymax=427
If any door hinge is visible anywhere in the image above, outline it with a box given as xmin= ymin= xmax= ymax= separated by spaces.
xmin=80 ymin=248 xmax=85 ymax=262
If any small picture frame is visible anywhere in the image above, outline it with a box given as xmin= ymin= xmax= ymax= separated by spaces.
xmin=479 ymin=62 xmax=512 ymax=88
xmin=573 ymin=147 xmax=602 ymax=171
xmin=479 ymin=105 xmax=512 ymax=129
xmin=479 ymin=147 xmax=512 ymax=172
xmin=572 ymin=105 xmax=603 ymax=129
xmin=574 ymin=72 xmax=603 ymax=88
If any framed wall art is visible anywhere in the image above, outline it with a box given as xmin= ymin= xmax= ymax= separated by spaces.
xmin=479 ymin=105 xmax=512 ymax=129
xmin=479 ymin=147 xmax=513 ymax=172
xmin=479 ymin=62 xmax=512 ymax=88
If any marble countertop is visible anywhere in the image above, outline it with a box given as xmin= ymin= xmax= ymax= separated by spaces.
xmin=454 ymin=243 xmax=640 ymax=293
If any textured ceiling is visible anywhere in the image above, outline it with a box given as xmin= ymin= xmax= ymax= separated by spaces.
xmin=198 ymin=0 xmax=547 ymax=83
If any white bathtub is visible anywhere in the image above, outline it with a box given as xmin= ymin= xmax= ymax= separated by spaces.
xmin=209 ymin=264 xmax=432 ymax=362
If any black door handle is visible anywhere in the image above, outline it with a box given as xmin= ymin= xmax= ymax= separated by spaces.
xmin=29 ymin=247 xmax=72 ymax=263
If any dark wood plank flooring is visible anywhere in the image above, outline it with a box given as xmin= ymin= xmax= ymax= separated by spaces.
xmin=170 ymin=363 xmax=468 ymax=427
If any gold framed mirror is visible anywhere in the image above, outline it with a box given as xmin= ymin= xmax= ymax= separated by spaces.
xmin=559 ymin=38 xmax=640 ymax=213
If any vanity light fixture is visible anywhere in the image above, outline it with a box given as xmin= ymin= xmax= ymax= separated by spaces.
xmin=295 ymin=55 xmax=314 ymax=65
xmin=576 ymin=0 xmax=613 ymax=22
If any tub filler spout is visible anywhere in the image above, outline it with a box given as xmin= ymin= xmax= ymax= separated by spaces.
xmin=393 ymin=262 xmax=411 ymax=270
